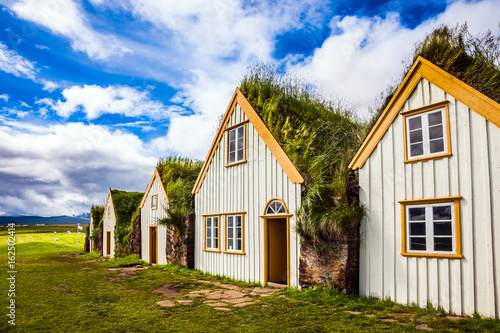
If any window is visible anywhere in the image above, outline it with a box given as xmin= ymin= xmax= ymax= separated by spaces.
xmin=204 ymin=216 xmax=220 ymax=251
xmin=266 ymin=200 xmax=286 ymax=215
xmin=151 ymin=194 xmax=158 ymax=210
xmin=400 ymin=197 xmax=462 ymax=258
xmin=402 ymin=101 xmax=451 ymax=162
xmin=227 ymin=124 xmax=246 ymax=165
xmin=225 ymin=214 xmax=244 ymax=253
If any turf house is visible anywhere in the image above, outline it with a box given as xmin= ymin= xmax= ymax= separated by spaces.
xmin=350 ymin=26 xmax=500 ymax=317
xmin=192 ymin=70 xmax=364 ymax=289
xmin=101 ymin=188 xmax=144 ymax=258
xmin=139 ymin=157 xmax=202 ymax=266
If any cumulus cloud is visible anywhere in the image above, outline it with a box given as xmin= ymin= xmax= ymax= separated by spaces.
xmin=39 ymin=84 xmax=173 ymax=120
xmin=0 ymin=42 xmax=37 ymax=80
xmin=0 ymin=119 xmax=157 ymax=216
xmin=41 ymin=80 xmax=58 ymax=92
xmin=288 ymin=0 xmax=500 ymax=117
xmin=9 ymin=0 xmax=131 ymax=60
xmin=0 ymin=94 xmax=9 ymax=102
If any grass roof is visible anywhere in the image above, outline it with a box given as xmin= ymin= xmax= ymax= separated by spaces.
xmin=89 ymin=205 xmax=104 ymax=240
xmin=240 ymin=64 xmax=366 ymax=240
xmin=369 ymin=24 xmax=500 ymax=129
xmin=111 ymin=189 xmax=144 ymax=245
xmin=157 ymin=157 xmax=203 ymax=231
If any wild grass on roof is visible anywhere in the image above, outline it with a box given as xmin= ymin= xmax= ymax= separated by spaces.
xmin=111 ymin=189 xmax=144 ymax=251
xmin=89 ymin=205 xmax=104 ymax=240
xmin=157 ymin=156 xmax=203 ymax=232
xmin=240 ymin=64 xmax=366 ymax=241
xmin=369 ymin=24 xmax=500 ymax=129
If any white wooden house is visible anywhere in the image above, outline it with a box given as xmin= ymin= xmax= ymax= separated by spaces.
xmin=192 ymin=88 xmax=304 ymax=287
xmin=349 ymin=56 xmax=500 ymax=317
xmin=102 ymin=188 xmax=116 ymax=258
xmin=139 ymin=168 xmax=169 ymax=265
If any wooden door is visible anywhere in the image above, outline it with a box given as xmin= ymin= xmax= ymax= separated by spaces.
xmin=150 ymin=226 xmax=157 ymax=264
xmin=268 ymin=218 xmax=287 ymax=284
xmin=106 ymin=231 xmax=111 ymax=257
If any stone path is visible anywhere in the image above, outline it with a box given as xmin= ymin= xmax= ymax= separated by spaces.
xmin=155 ymin=280 xmax=283 ymax=311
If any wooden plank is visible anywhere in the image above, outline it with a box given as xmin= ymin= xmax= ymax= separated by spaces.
xmin=358 ymin=161 xmax=369 ymax=296
xmin=382 ymin=126 xmax=395 ymax=299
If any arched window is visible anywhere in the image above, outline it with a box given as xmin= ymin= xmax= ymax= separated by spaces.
xmin=266 ymin=200 xmax=286 ymax=215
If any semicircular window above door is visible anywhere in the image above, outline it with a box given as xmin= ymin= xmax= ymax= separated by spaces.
xmin=266 ymin=200 xmax=286 ymax=215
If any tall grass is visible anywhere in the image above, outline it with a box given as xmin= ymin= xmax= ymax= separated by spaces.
xmin=240 ymin=64 xmax=366 ymax=241
xmin=111 ymin=189 xmax=144 ymax=256
xmin=157 ymin=156 xmax=203 ymax=232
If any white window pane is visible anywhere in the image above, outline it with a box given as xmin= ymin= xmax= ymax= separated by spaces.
xmin=428 ymin=111 xmax=442 ymax=126
xmin=236 ymin=216 xmax=241 ymax=226
xmin=410 ymin=222 xmax=426 ymax=236
xmin=434 ymin=222 xmax=452 ymax=236
xmin=229 ymin=140 xmax=235 ymax=153
xmin=229 ymin=129 xmax=235 ymax=141
xmin=410 ymin=143 xmax=423 ymax=156
xmin=228 ymin=227 xmax=233 ymax=238
xmin=228 ymin=216 xmax=233 ymax=227
xmin=434 ymin=237 xmax=452 ymax=251
xmin=433 ymin=206 xmax=451 ymax=220
xmin=429 ymin=139 xmax=444 ymax=153
xmin=237 ymin=126 xmax=244 ymax=137
xmin=408 ymin=116 xmax=422 ymax=130
xmin=229 ymin=152 xmax=235 ymax=163
xmin=213 ymin=217 xmax=218 ymax=227
xmin=214 ymin=239 xmax=218 ymax=248
xmin=409 ymin=207 xmax=425 ymax=221
xmin=228 ymin=239 xmax=233 ymax=250
xmin=207 ymin=239 xmax=212 ymax=248
xmin=207 ymin=219 xmax=211 ymax=228
xmin=409 ymin=130 xmax=423 ymax=143
xmin=207 ymin=228 xmax=211 ymax=237
xmin=237 ymin=149 xmax=244 ymax=161
xmin=237 ymin=240 xmax=242 ymax=251
xmin=236 ymin=227 xmax=241 ymax=239
xmin=429 ymin=125 xmax=443 ymax=140
xmin=410 ymin=237 xmax=426 ymax=251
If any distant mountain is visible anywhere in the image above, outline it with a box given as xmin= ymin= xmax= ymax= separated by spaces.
xmin=0 ymin=215 xmax=90 ymax=226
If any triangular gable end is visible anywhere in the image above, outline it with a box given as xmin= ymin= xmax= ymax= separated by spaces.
xmin=139 ymin=168 xmax=169 ymax=208
xmin=192 ymin=87 xmax=304 ymax=194
xmin=349 ymin=56 xmax=500 ymax=170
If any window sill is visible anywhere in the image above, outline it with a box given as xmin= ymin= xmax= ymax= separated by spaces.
xmin=404 ymin=153 xmax=452 ymax=164
xmin=203 ymin=249 xmax=221 ymax=253
xmin=401 ymin=252 xmax=463 ymax=259
xmin=223 ymin=251 xmax=246 ymax=255
xmin=225 ymin=160 xmax=247 ymax=168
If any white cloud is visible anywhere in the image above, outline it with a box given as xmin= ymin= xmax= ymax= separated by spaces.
xmin=0 ymin=42 xmax=37 ymax=80
xmin=34 ymin=44 xmax=49 ymax=50
xmin=288 ymin=0 xmax=500 ymax=118
xmin=45 ymin=84 xmax=174 ymax=120
xmin=0 ymin=94 xmax=9 ymax=102
xmin=0 ymin=119 xmax=157 ymax=216
xmin=9 ymin=0 xmax=131 ymax=60
xmin=41 ymin=80 xmax=58 ymax=92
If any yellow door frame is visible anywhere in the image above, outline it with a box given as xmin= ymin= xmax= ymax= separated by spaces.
xmin=149 ymin=225 xmax=158 ymax=264
xmin=106 ymin=230 xmax=111 ymax=257
xmin=261 ymin=198 xmax=293 ymax=288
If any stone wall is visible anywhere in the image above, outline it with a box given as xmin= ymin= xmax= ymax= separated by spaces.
xmin=166 ymin=213 xmax=195 ymax=268
xmin=299 ymin=169 xmax=360 ymax=293
xmin=299 ymin=234 xmax=359 ymax=293
xmin=128 ymin=214 xmax=141 ymax=257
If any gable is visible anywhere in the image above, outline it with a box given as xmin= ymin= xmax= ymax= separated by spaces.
xmin=139 ymin=168 xmax=169 ymax=208
xmin=349 ymin=56 xmax=500 ymax=170
xmin=192 ymin=87 xmax=303 ymax=194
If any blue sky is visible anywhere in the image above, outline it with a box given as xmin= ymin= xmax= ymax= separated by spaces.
xmin=0 ymin=0 xmax=498 ymax=216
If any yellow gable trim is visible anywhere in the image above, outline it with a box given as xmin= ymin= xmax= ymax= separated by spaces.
xmin=349 ymin=56 xmax=500 ymax=170
xmin=192 ymin=87 xmax=303 ymax=194
xmin=139 ymin=168 xmax=169 ymax=208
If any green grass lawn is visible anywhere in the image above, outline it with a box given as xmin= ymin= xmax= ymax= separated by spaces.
xmin=1 ymin=226 xmax=500 ymax=332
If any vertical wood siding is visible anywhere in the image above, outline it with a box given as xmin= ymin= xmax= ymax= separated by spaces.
xmin=194 ymin=104 xmax=302 ymax=286
xmin=102 ymin=194 xmax=116 ymax=258
xmin=140 ymin=177 xmax=168 ymax=264
xmin=359 ymin=78 xmax=500 ymax=317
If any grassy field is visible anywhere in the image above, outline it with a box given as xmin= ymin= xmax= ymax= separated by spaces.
xmin=1 ymin=226 xmax=500 ymax=332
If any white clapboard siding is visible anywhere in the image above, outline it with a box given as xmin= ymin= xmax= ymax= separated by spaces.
xmin=194 ymin=104 xmax=302 ymax=286
xmin=358 ymin=78 xmax=500 ymax=317
xmin=141 ymin=176 xmax=169 ymax=264
xmin=102 ymin=192 xmax=116 ymax=258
